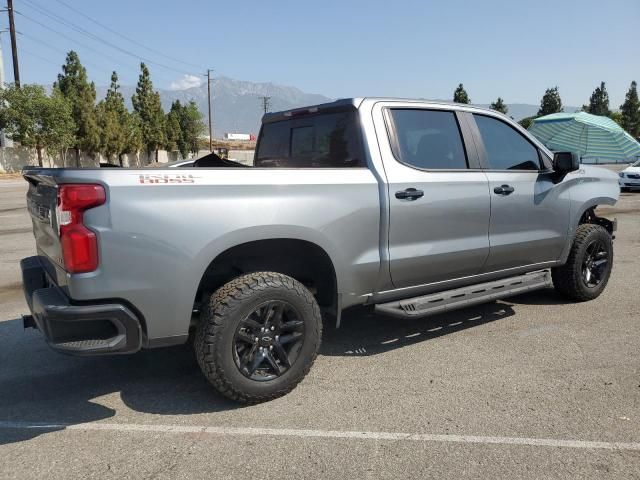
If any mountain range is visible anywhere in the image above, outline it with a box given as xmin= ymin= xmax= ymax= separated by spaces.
xmin=96 ymin=77 xmax=331 ymax=138
xmin=96 ymin=77 xmax=580 ymax=137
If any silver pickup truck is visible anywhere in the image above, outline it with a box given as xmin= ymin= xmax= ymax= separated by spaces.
xmin=21 ymin=98 xmax=619 ymax=403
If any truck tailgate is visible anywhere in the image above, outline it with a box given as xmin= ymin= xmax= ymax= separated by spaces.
xmin=24 ymin=173 xmax=64 ymax=277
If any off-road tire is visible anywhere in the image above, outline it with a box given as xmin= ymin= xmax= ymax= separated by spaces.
xmin=551 ymin=224 xmax=613 ymax=301
xmin=194 ymin=272 xmax=322 ymax=403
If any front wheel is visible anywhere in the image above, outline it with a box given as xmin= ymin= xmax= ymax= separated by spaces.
xmin=194 ymin=272 xmax=322 ymax=403
xmin=552 ymin=224 xmax=613 ymax=301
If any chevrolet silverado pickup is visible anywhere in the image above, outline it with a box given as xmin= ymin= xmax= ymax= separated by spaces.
xmin=21 ymin=98 xmax=619 ymax=403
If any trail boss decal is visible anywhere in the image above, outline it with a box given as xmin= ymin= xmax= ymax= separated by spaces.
xmin=137 ymin=174 xmax=200 ymax=184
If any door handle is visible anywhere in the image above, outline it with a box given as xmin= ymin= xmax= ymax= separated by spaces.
xmin=493 ymin=184 xmax=515 ymax=195
xmin=395 ymin=188 xmax=424 ymax=200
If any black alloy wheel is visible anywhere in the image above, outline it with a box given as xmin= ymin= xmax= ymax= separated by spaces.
xmin=233 ymin=300 xmax=305 ymax=381
xmin=581 ymin=239 xmax=609 ymax=288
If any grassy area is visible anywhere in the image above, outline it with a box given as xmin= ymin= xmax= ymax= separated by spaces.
xmin=0 ymin=172 xmax=23 ymax=180
xmin=198 ymin=139 xmax=257 ymax=151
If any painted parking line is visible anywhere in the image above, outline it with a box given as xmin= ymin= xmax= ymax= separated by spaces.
xmin=1 ymin=421 xmax=639 ymax=451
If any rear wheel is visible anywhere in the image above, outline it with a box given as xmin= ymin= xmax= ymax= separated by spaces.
xmin=194 ymin=272 xmax=322 ymax=403
xmin=552 ymin=224 xmax=613 ymax=301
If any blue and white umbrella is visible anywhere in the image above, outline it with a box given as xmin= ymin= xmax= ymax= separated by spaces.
xmin=528 ymin=112 xmax=640 ymax=164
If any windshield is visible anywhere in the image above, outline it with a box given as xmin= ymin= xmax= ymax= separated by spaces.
xmin=632 ymin=159 xmax=640 ymax=167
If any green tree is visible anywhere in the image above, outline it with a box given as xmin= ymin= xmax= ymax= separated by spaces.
xmin=538 ymin=87 xmax=563 ymax=116
xmin=586 ymin=81 xmax=610 ymax=116
xmin=123 ymin=112 xmax=143 ymax=163
xmin=54 ymin=51 xmax=101 ymax=166
xmin=181 ymin=100 xmax=206 ymax=156
xmin=619 ymin=81 xmax=640 ymax=138
xmin=490 ymin=97 xmax=508 ymax=114
xmin=609 ymin=111 xmax=623 ymax=128
xmin=97 ymin=72 xmax=127 ymax=163
xmin=131 ymin=63 xmax=166 ymax=162
xmin=518 ymin=116 xmax=536 ymax=129
xmin=0 ymin=84 xmax=75 ymax=166
xmin=453 ymin=84 xmax=470 ymax=104
xmin=165 ymin=100 xmax=182 ymax=152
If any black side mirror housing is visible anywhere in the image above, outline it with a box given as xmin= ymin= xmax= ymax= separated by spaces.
xmin=553 ymin=152 xmax=580 ymax=174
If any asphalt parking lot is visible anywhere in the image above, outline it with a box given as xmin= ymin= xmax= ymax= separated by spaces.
xmin=1 ymin=177 xmax=639 ymax=479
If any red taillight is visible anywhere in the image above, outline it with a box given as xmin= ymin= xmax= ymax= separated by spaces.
xmin=57 ymin=184 xmax=106 ymax=273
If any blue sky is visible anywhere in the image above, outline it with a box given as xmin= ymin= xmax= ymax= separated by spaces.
xmin=2 ymin=0 xmax=638 ymax=106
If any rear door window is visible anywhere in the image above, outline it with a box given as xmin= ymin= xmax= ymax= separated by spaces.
xmin=387 ymin=109 xmax=468 ymax=170
xmin=255 ymin=110 xmax=365 ymax=168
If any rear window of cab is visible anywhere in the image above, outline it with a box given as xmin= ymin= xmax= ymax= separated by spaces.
xmin=255 ymin=110 xmax=365 ymax=168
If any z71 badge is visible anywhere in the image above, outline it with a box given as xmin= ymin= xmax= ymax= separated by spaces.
xmin=137 ymin=174 xmax=199 ymax=184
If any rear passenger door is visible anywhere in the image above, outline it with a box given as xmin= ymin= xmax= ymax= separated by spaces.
xmin=470 ymin=113 xmax=570 ymax=272
xmin=377 ymin=106 xmax=491 ymax=289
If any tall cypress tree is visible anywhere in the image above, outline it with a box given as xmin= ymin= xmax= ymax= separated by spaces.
xmin=182 ymin=101 xmax=206 ymax=156
xmin=453 ymin=84 xmax=470 ymax=104
xmin=132 ymin=63 xmax=166 ymax=162
xmin=165 ymin=100 xmax=183 ymax=154
xmin=620 ymin=81 xmax=640 ymax=138
xmin=97 ymin=72 xmax=127 ymax=163
xmin=537 ymin=87 xmax=563 ymax=116
xmin=490 ymin=97 xmax=508 ymax=114
xmin=123 ymin=112 xmax=143 ymax=163
xmin=54 ymin=51 xmax=101 ymax=166
xmin=586 ymin=81 xmax=610 ymax=116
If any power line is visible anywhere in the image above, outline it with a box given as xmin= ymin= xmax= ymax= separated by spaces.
xmin=16 ymin=10 xmax=141 ymax=76
xmin=19 ymin=32 xmax=114 ymax=78
xmin=19 ymin=46 xmax=63 ymax=67
xmin=51 ymin=0 xmax=203 ymax=71
xmin=16 ymin=11 xmax=181 ymax=85
xmin=20 ymin=0 xmax=197 ymax=76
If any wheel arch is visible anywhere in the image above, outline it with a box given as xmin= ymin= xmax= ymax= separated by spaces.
xmin=559 ymin=196 xmax=617 ymax=264
xmin=192 ymin=235 xmax=341 ymax=330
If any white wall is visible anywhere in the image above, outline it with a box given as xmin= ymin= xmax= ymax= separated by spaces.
xmin=228 ymin=150 xmax=254 ymax=165
xmin=0 ymin=146 xmax=255 ymax=173
xmin=0 ymin=147 xmax=191 ymax=173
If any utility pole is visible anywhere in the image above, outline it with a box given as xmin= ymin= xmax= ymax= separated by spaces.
xmin=0 ymin=34 xmax=6 ymax=146
xmin=261 ymin=96 xmax=271 ymax=115
xmin=206 ymin=69 xmax=213 ymax=151
xmin=0 ymin=31 xmax=6 ymax=86
xmin=7 ymin=0 xmax=20 ymax=86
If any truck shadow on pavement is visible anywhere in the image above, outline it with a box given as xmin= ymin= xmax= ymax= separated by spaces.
xmin=323 ymin=298 xmax=517 ymax=356
xmin=0 ymin=289 xmax=560 ymax=446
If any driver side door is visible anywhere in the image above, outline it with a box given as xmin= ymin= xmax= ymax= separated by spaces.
xmin=469 ymin=113 xmax=571 ymax=272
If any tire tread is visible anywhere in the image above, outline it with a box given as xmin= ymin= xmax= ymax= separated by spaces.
xmin=194 ymin=272 xmax=322 ymax=404
xmin=552 ymin=224 xmax=613 ymax=301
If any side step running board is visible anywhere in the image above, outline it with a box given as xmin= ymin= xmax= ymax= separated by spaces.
xmin=375 ymin=271 xmax=552 ymax=319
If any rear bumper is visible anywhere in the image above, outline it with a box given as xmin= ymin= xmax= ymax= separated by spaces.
xmin=21 ymin=256 xmax=142 ymax=356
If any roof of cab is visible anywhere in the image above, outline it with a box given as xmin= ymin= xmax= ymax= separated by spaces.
xmin=261 ymin=97 xmax=500 ymax=124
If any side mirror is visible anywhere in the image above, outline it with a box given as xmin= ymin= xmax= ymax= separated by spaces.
xmin=553 ymin=152 xmax=580 ymax=174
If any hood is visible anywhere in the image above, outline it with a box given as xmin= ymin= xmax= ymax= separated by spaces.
xmin=577 ymin=164 xmax=619 ymax=180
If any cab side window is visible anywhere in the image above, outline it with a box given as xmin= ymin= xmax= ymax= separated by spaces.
xmin=473 ymin=114 xmax=540 ymax=171
xmin=388 ymin=109 xmax=468 ymax=170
